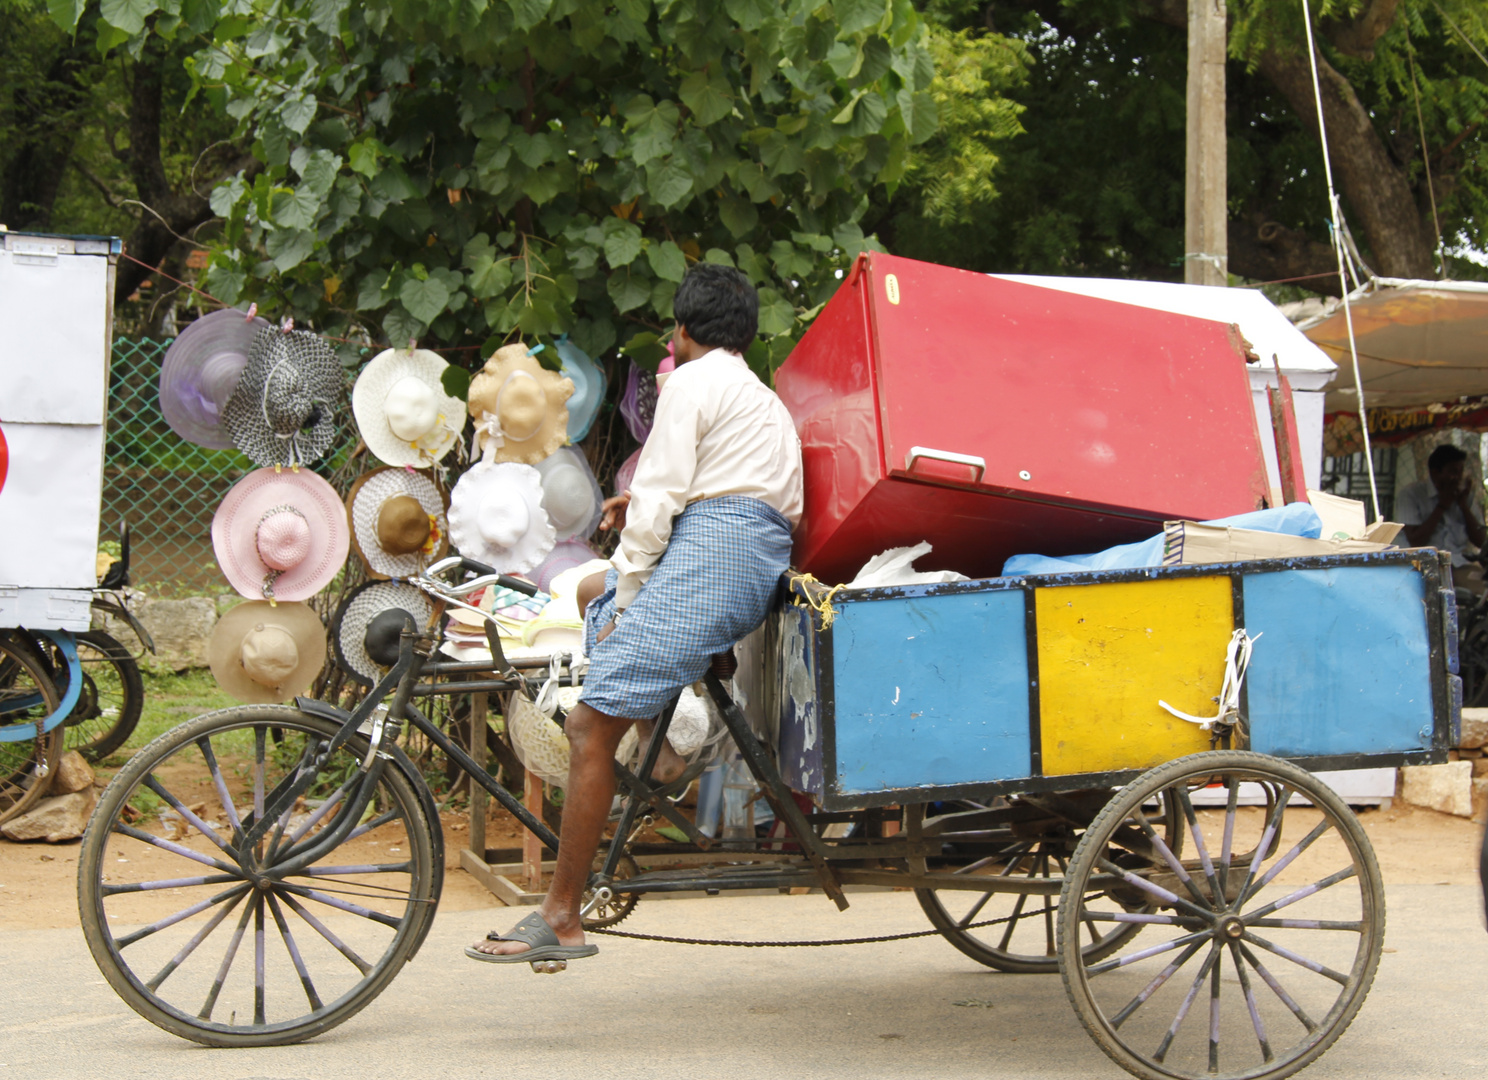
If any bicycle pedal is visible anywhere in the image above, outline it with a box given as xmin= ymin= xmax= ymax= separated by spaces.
xmin=530 ymin=959 xmax=567 ymax=974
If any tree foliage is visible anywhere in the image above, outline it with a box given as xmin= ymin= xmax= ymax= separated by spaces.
xmin=53 ymin=0 xmax=947 ymax=375
xmin=875 ymin=0 xmax=1488 ymax=292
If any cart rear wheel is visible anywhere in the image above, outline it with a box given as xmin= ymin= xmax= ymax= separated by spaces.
xmin=913 ymin=793 xmax=1183 ymax=974
xmin=1058 ymin=751 xmax=1384 ymax=1080
xmin=78 ymin=706 xmax=439 ymax=1047
xmin=0 ymin=629 xmax=63 ymax=824
xmin=54 ymin=630 xmax=144 ymax=762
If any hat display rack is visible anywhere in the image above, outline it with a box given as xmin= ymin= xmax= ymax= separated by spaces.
xmin=155 ymin=288 xmax=627 ymax=711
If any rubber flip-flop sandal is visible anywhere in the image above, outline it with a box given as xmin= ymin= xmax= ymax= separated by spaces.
xmin=464 ymin=910 xmax=599 ymax=965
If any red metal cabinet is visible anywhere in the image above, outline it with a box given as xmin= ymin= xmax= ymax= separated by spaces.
xmin=774 ymin=253 xmax=1270 ymax=583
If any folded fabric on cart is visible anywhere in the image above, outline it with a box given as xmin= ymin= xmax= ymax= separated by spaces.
xmin=1002 ymin=502 xmax=1323 ymax=576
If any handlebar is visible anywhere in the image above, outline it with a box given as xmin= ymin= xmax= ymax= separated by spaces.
xmin=418 ymin=555 xmax=540 ymax=601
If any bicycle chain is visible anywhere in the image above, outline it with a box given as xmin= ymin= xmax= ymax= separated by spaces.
xmin=588 ymin=912 xmax=1019 ymax=948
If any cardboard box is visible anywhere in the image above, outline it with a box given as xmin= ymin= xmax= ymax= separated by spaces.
xmin=1163 ymin=519 xmax=1403 ymax=565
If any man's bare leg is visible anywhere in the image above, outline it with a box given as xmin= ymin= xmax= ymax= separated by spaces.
xmin=634 ymin=714 xmax=688 ymax=784
xmin=471 ymin=700 xmax=633 ymax=956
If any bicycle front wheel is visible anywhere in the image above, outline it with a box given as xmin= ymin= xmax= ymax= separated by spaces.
xmin=78 ymin=705 xmax=439 ymax=1047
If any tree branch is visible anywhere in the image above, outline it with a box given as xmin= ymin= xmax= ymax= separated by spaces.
xmin=1228 ymin=212 xmax=1343 ymax=296
xmin=1324 ymin=0 xmax=1400 ymax=59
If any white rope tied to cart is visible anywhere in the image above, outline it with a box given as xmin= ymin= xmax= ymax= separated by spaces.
xmin=1159 ymin=629 xmax=1261 ymax=731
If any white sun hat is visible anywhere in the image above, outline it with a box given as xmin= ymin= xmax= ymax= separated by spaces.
xmin=534 ymin=446 xmax=603 ymax=541
xmin=352 ymin=347 xmax=465 ymax=466
xmin=447 ymin=460 xmax=556 ymax=575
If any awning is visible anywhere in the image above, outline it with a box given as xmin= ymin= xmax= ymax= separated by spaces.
xmin=1299 ymin=278 xmax=1488 ymax=410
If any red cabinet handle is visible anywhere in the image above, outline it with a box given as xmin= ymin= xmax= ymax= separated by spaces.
xmin=905 ymin=446 xmax=986 ymax=482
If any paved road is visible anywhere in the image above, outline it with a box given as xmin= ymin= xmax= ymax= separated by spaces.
xmin=2 ymin=884 xmax=1484 ymax=1080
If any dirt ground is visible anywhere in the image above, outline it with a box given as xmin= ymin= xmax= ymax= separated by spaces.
xmin=1 ymin=797 xmax=1482 ymax=931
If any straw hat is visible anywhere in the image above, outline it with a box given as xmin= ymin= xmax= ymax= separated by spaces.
xmin=208 ymin=601 xmax=326 ymax=704
xmin=212 ymin=468 xmax=350 ymax=601
xmin=223 ymin=327 xmax=343 ymax=468
xmin=344 ymin=466 xmax=449 ymax=580
xmin=535 ymin=446 xmax=602 ymax=542
xmin=330 ymin=580 xmax=435 ymax=685
xmin=160 ymin=307 xmax=271 ymax=448
xmin=554 ymin=337 xmax=607 ymax=443
xmin=467 ymin=343 xmax=573 ymax=464
xmin=447 ymin=461 xmax=555 ymax=574
xmin=352 ymin=348 xmax=465 ymax=466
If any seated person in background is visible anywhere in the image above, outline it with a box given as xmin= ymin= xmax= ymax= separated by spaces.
xmin=1399 ymin=444 xmax=1488 ymax=591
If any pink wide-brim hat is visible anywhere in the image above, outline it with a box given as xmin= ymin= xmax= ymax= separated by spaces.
xmin=213 ymin=468 xmax=350 ymax=601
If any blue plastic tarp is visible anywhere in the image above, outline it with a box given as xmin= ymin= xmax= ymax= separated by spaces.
xmin=1001 ymin=503 xmax=1324 ymax=577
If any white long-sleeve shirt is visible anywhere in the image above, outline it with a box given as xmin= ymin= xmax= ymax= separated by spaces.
xmin=612 ymin=348 xmax=803 ymax=609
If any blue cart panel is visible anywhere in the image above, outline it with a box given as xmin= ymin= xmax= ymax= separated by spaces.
xmin=771 ymin=549 xmax=1459 ymax=811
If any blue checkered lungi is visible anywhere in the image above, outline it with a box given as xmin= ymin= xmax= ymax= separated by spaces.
xmin=580 ymin=495 xmax=792 ymax=719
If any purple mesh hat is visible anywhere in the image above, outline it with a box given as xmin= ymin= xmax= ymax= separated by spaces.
xmin=618 ymin=362 xmax=658 ymax=442
xmin=159 ymin=307 xmax=271 ymax=448
xmin=530 ymin=538 xmax=600 ymax=594
xmin=615 ymin=447 xmax=642 ymax=497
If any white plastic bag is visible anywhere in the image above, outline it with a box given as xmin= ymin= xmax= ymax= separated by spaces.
xmin=848 ymin=542 xmax=969 ymax=588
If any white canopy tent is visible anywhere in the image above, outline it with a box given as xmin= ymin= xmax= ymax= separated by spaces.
xmin=1292 ymin=277 xmax=1488 ymax=411
xmin=993 ymin=275 xmax=1337 ymax=494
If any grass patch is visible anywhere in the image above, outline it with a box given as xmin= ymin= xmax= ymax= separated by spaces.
xmin=97 ymin=669 xmax=241 ymax=772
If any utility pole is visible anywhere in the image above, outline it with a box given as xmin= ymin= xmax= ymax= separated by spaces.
xmin=1185 ymin=0 xmax=1227 ymax=286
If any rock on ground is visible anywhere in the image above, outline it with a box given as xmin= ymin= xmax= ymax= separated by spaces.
xmin=1 ymin=789 xmax=98 ymax=842
xmin=1400 ymin=761 xmax=1474 ymax=818
xmin=135 ymin=597 xmax=218 ymax=671
xmin=50 ymin=751 xmax=94 ymax=795
xmin=1460 ymin=708 xmax=1488 ymax=750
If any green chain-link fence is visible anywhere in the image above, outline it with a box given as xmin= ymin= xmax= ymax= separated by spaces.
xmin=100 ymin=337 xmax=358 ymax=593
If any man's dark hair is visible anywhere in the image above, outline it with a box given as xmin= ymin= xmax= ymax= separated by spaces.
xmin=673 ymin=263 xmax=758 ymax=353
xmin=1429 ymin=444 xmax=1468 ymax=472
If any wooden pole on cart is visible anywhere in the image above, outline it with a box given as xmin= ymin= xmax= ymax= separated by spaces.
xmin=523 ymin=759 xmax=544 ymax=891
xmin=467 ymin=685 xmax=487 ymax=859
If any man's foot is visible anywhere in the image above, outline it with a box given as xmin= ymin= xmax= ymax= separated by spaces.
xmin=636 ymin=715 xmax=689 ymax=784
xmin=467 ymin=908 xmax=594 ymax=961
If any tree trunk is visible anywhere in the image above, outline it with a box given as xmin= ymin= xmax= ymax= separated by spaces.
xmin=1254 ymin=42 xmax=1435 ymax=278
xmin=1131 ymin=0 xmax=1436 ymax=283
xmin=0 ymin=32 xmax=92 ymax=230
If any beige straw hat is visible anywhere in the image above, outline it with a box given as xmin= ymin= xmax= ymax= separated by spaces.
xmin=467 ymin=343 xmax=574 ymax=465
xmin=344 ymin=466 xmax=449 ymax=580
xmin=208 ymin=601 xmax=327 ymax=704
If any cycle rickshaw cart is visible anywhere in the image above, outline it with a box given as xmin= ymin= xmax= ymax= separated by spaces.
xmin=78 ymin=538 xmax=1459 ymax=1080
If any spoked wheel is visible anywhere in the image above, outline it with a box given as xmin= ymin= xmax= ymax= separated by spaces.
xmin=912 ymin=793 xmax=1183 ymax=974
xmin=78 ymin=706 xmax=440 ymax=1047
xmin=50 ymin=630 xmax=144 ymax=762
xmin=1058 ymin=751 xmax=1384 ymax=1080
xmin=0 ymin=629 xmax=64 ymax=824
